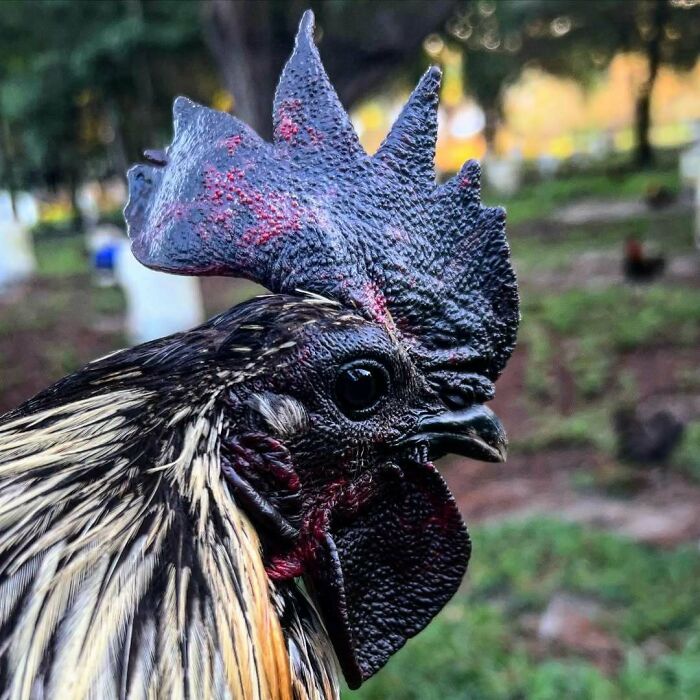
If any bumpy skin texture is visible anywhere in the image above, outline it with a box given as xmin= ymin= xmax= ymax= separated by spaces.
xmin=308 ymin=466 xmax=469 ymax=688
xmin=125 ymin=11 xmax=518 ymax=378
xmin=212 ymin=298 xmax=472 ymax=686
xmin=122 ymin=8 xmax=519 ymax=691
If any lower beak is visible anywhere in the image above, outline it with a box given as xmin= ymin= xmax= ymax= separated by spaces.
xmin=403 ymin=405 xmax=508 ymax=463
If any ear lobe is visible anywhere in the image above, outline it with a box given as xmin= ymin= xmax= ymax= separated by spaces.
xmin=305 ymin=465 xmax=470 ymax=688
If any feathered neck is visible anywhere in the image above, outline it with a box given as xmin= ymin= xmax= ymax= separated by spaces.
xmin=0 ymin=388 xmax=331 ymax=699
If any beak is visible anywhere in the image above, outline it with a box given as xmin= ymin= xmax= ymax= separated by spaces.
xmin=402 ymin=404 xmax=508 ymax=463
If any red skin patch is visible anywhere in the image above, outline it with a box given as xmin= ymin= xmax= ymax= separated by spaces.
xmin=199 ymin=164 xmax=304 ymax=247
xmin=273 ymin=99 xmax=324 ymax=146
xmin=360 ymin=281 xmax=389 ymax=324
xmin=221 ymin=134 xmax=243 ymax=156
xmin=278 ymin=115 xmax=300 ymax=142
xmin=275 ymin=98 xmax=302 ymax=143
xmin=242 ymin=191 xmax=302 ymax=246
xmin=266 ymin=473 xmax=377 ymax=581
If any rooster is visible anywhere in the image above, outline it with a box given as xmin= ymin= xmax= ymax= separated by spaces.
xmin=623 ymin=236 xmax=665 ymax=282
xmin=0 ymin=11 xmax=519 ymax=699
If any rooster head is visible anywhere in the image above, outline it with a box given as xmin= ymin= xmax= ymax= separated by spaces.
xmin=125 ymin=10 xmax=519 ymax=689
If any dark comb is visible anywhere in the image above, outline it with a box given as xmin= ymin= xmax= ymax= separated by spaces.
xmin=125 ymin=10 xmax=519 ymax=377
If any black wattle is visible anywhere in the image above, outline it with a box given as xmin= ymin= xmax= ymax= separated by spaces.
xmin=306 ymin=465 xmax=470 ymax=688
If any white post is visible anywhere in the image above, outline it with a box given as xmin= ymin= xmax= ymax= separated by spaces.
xmin=0 ymin=191 xmax=37 ymax=289
xmin=113 ymin=239 xmax=205 ymax=344
xmin=695 ymin=173 xmax=700 ymax=251
xmin=679 ymin=138 xmax=700 ymax=251
xmin=482 ymin=155 xmax=523 ymax=197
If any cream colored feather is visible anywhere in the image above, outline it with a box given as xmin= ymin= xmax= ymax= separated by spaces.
xmin=0 ymin=387 xmax=338 ymax=700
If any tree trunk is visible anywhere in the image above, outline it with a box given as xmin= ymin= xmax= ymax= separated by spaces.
xmin=0 ymin=115 xmax=19 ymax=220
xmin=634 ymin=90 xmax=653 ymax=168
xmin=200 ymin=0 xmax=459 ymax=139
xmin=201 ymin=0 xmax=280 ymax=140
xmin=634 ymin=0 xmax=670 ymax=168
xmin=482 ymin=106 xmax=500 ymax=155
xmin=66 ymin=167 xmax=86 ymax=233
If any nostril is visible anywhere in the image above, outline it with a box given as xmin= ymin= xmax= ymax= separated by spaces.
xmin=441 ymin=389 xmax=474 ymax=410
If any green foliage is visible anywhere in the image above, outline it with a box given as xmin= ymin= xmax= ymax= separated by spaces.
xmin=450 ymin=0 xmax=700 ymax=161
xmin=522 ymin=322 xmax=612 ymax=403
xmin=0 ymin=282 xmax=79 ymax=336
xmin=471 ymin=520 xmax=700 ymax=642
xmin=0 ymin=0 xmax=210 ymax=191
xmin=493 ymin=163 xmax=682 ymax=227
xmin=34 ymin=236 xmax=87 ymax=277
xmin=92 ymin=286 xmax=126 ymax=316
xmin=504 ymin=159 xmax=697 ymax=463
xmin=511 ymin=211 xmax=693 ymax=274
xmin=513 ymin=407 xmax=614 ymax=454
xmin=530 ymin=286 xmax=700 ymax=351
xmin=30 ymin=216 xmax=82 ymax=239
xmin=671 ymin=423 xmax=700 ymax=482
xmin=516 ymin=284 xmax=700 ymax=456
xmin=568 ymin=334 xmax=613 ymax=399
xmin=570 ymin=463 xmax=649 ymax=499
xmin=526 ymin=662 xmax=616 ymax=700
xmin=348 ymin=519 xmax=700 ymax=700
xmin=520 ymin=321 xmax=556 ymax=400
xmin=98 ymin=208 xmax=129 ymax=228
xmin=517 ymin=275 xmax=700 ymax=426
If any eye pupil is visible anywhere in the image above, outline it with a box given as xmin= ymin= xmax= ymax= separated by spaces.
xmin=335 ymin=362 xmax=389 ymax=417
xmin=340 ymin=368 xmax=376 ymax=408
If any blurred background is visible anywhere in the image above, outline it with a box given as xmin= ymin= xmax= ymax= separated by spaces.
xmin=2 ymin=0 xmax=700 ymax=697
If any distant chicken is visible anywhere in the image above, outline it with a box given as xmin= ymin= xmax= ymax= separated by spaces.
xmin=623 ymin=237 xmax=665 ymax=282
xmin=614 ymin=406 xmax=684 ymax=465
xmin=0 ymin=11 xmax=519 ymax=699
xmin=643 ymin=183 xmax=675 ymax=210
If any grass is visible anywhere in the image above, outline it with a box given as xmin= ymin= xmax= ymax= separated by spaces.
xmin=0 ymin=288 xmax=76 ymax=335
xmin=520 ymin=321 xmax=558 ymax=400
xmin=489 ymin=164 xmax=681 ymax=227
xmin=348 ymin=519 xmax=700 ymax=700
xmin=511 ymin=407 xmax=614 ymax=454
xmin=672 ymin=423 xmax=700 ymax=482
xmin=515 ymin=282 xmax=700 ymax=458
xmin=567 ymin=334 xmax=614 ymax=399
xmin=518 ymin=284 xmax=700 ymax=410
xmin=510 ymin=211 xmax=694 ymax=274
xmin=527 ymin=285 xmax=700 ymax=352
xmin=92 ymin=285 xmax=127 ymax=316
xmin=34 ymin=234 xmax=88 ymax=277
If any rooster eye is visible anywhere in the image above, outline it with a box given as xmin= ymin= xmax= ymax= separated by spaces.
xmin=334 ymin=361 xmax=389 ymax=418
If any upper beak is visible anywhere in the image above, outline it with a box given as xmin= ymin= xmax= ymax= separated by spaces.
xmin=402 ymin=404 xmax=508 ymax=463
